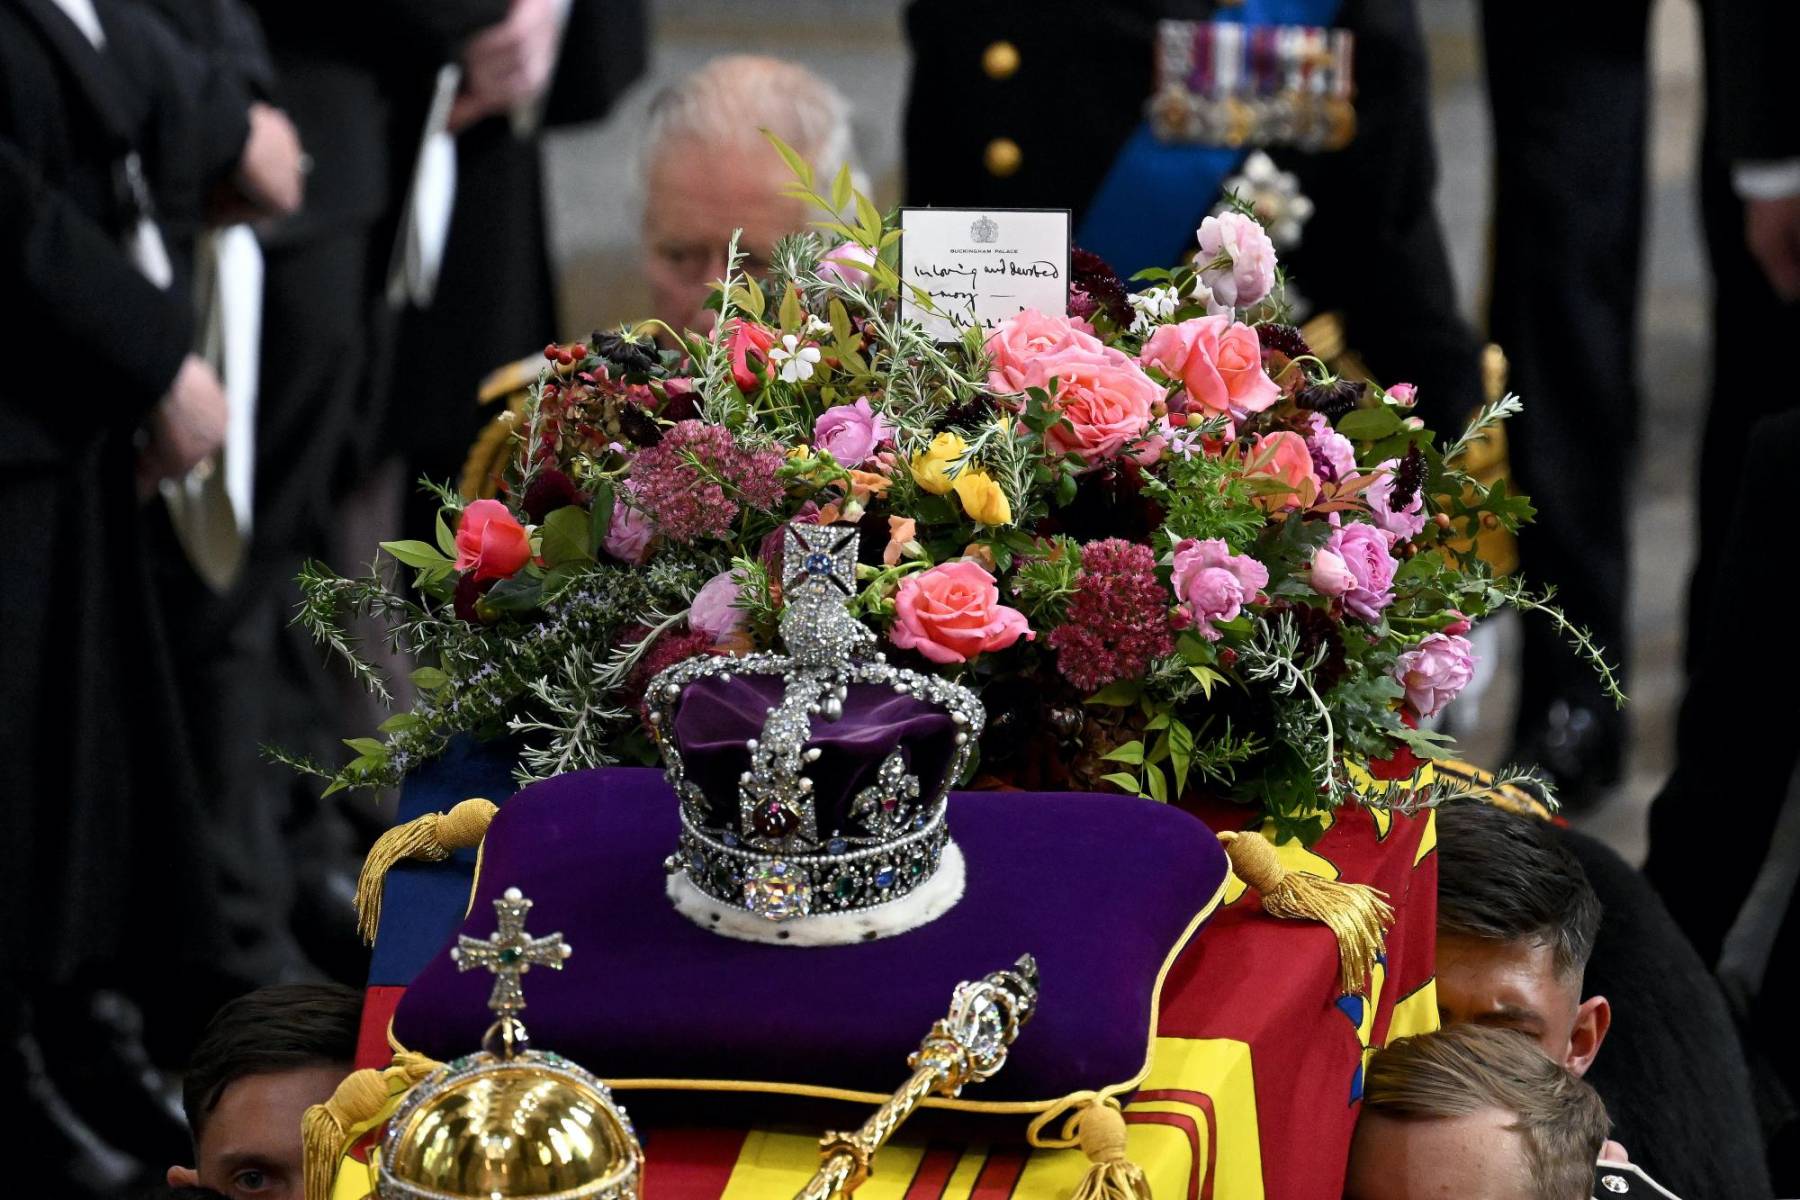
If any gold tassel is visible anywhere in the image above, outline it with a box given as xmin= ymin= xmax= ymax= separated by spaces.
xmin=355 ymin=798 xmax=497 ymax=944
xmin=1218 ymin=830 xmax=1394 ymax=996
xmin=302 ymin=1068 xmax=390 ymax=1200
xmin=1069 ymin=1100 xmax=1152 ymax=1200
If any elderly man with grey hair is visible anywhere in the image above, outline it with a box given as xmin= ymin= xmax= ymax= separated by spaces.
xmin=640 ymin=55 xmax=864 ymax=336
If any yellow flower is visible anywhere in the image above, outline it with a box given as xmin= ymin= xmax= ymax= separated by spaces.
xmin=910 ymin=432 xmax=968 ymax=496
xmin=953 ymin=469 xmax=1013 ymax=526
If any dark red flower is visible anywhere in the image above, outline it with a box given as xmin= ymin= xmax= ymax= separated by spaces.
xmin=522 ymin=468 xmax=584 ymax=523
xmin=1046 ymin=539 xmax=1175 ymax=693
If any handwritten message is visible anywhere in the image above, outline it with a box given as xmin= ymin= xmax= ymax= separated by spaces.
xmin=898 ymin=209 xmax=1070 ymax=341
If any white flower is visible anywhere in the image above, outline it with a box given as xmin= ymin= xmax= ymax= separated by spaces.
xmin=767 ymin=333 xmax=822 ymax=383
xmin=1126 ymin=277 xmax=1227 ymax=335
xmin=804 ymin=314 xmax=833 ymax=338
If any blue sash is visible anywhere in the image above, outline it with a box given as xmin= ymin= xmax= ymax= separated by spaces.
xmin=1074 ymin=0 xmax=1345 ymax=278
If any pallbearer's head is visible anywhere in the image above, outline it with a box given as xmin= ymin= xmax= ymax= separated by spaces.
xmin=168 ymin=983 xmax=362 ymax=1200
xmin=1433 ymin=800 xmax=1608 ymax=1076
xmin=640 ymin=55 xmax=864 ymax=335
xmin=1345 ymin=1024 xmax=1609 ymax=1200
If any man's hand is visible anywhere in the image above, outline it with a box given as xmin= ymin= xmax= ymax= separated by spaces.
xmin=230 ymin=102 xmax=306 ymax=220
xmin=1746 ymin=195 xmax=1800 ymax=302
xmin=449 ymin=0 xmax=559 ymax=132
xmin=138 ymin=356 xmax=228 ymax=495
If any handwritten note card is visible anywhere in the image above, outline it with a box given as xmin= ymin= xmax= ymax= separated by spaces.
xmin=898 ymin=208 xmax=1070 ymax=341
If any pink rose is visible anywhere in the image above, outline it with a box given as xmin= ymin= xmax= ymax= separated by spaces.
xmin=1309 ymin=547 xmax=1354 ymax=598
xmin=1038 ymin=354 xmax=1165 ymax=467
xmin=1301 ymin=412 xmax=1357 ymax=483
xmin=688 ymin=569 xmax=746 ymax=643
xmin=454 ymin=499 xmax=531 ymax=582
xmin=603 ymin=494 xmax=656 ymax=565
xmin=889 ymin=560 xmax=1033 ymax=664
xmin=1170 ymin=537 xmax=1269 ymax=641
xmin=1140 ymin=315 xmax=1279 ymax=420
xmin=724 ymin=319 xmax=777 ymax=392
xmin=813 ymin=396 xmax=892 ymax=468
xmin=1393 ymin=633 xmax=1477 ymax=717
xmin=818 ymin=241 xmax=874 ymax=288
xmin=1386 ymin=382 xmax=1418 ymax=407
xmin=1327 ymin=522 xmax=1397 ymax=623
xmin=1363 ymin=458 xmax=1428 ymax=543
xmin=1245 ymin=430 xmax=1321 ymax=510
xmin=984 ymin=308 xmax=1110 ymax=396
xmin=1196 ymin=211 xmax=1278 ymax=309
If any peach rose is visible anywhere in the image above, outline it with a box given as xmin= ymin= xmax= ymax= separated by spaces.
xmin=984 ymin=308 xmax=1110 ymax=396
xmin=454 ymin=499 xmax=531 ymax=581
xmin=1139 ymin=315 xmax=1279 ymax=419
xmin=1244 ymin=430 xmax=1320 ymax=510
xmin=888 ymin=560 xmax=1033 ymax=664
xmin=1038 ymin=353 xmax=1164 ymax=467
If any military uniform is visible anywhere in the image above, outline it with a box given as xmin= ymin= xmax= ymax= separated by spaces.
xmin=903 ymin=0 xmax=1484 ymax=437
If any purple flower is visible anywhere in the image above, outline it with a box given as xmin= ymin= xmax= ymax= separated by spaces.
xmin=1327 ymin=522 xmax=1397 ymax=623
xmin=1170 ymin=537 xmax=1269 ymax=641
xmin=1302 ymin=412 xmax=1357 ymax=483
xmin=1364 ymin=457 xmax=1428 ymax=543
xmin=812 ymin=397 xmax=892 ymax=468
xmin=1394 ymin=632 xmax=1476 ymax=717
xmin=688 ymin=569 xmax=746 ymax=643
xmin=1196 ymin=212 xmax=1277 ymax=309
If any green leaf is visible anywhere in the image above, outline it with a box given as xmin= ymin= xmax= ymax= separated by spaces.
xmin=1100 ymin=772 xmax=1144 ymax=795
xmin=381 ymin=539 xmax=452 ymax=569
xmin=1168 ymin=718 xmax=1194 ymax=796
xmin=377 ymin=712 xmax=420 ymax=734
xmin=342 ymin=737 xmax=386 ymax=756
xmin=1336 ymin=406 xmax=1406 ymax=441
xmin=1145 ymin=765 xmax=1169 ymax=803
xmin=828 ymin=298 xmax=853 ymax=346
xmin=589 ymin=480 xmax=615 ymax=550
xmin=830 ymin=161 xmax=852 ymax=213
xmin=1086 ymin=680 xmax=1143 ymax=707
xmin=1188 ymin=665 xmax=1225 ymax=699
xmin=733 ymin=278 xmax=766 ymax=320
xmin=778 ymin=282 xmax=804 ymax=333
xmin=435 ymin=511 xmax=458 ymax=558
xmin=410 ymin=666 xmax=450 ymax=691
xmin=854 ymin=192 xmax=882 ymax=247
xmin=762 ymin=129 xmax=814 ymax=189
xmin=539 ymin=505 xmax=593 ymax=567
xmin=480 ymin=576 xmax=544 ymax=615
xmin=1102 ymin=739 xmax=1145 ymax=765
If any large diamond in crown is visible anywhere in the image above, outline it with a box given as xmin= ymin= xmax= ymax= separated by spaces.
xmin=644 ymin=523 xmax=983 ymax=937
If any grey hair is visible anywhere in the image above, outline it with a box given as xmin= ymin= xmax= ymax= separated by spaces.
xmin=639 ymin=55 xmax=868 ymax=197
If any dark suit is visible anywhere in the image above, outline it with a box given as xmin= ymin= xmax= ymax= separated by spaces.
xmin=903 ymin=0 xmax=1484 ymax=437
xmin=0 ymin=0 xmax=239 ymax=1007
xmin=1686 ymin=0 xmax=1800 ymax=654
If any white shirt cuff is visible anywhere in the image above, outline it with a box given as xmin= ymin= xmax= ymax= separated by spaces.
xmin=1733 ymin=159 xmax=1800 ymax=202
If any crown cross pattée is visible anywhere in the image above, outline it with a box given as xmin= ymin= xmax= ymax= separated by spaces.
xmin=451 ymin=887 xmax=571 ymax=1018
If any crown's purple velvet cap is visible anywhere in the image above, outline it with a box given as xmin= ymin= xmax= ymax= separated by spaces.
xmin=671 ymin=674 xmax=959 ymax=833
xmin=391 ymin=767 xmax=1228 ymax=1115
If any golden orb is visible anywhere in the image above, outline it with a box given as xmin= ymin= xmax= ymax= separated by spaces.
xmin=980 ymin=40 xmax=1020 ymax=80
xmin=380 ymin=1054 xmax=642 ymax=1199
xmin=983 ymin=137 xmax=1023 ymax=178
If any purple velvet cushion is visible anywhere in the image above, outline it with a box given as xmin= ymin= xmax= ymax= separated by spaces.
xmin=672 ymin=674 xmax=959 ymax=833
xmin=392 ymin=767 xmax=1226 ymax=1111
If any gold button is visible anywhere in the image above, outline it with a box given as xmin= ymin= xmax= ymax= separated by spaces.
xmin=983 ymin=137 xmax=1022 ymax=178
xmin=981 ymin=40 xmax=1021 ymax=80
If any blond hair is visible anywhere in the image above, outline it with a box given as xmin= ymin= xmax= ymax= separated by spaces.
xmin=641 ymin=55 xmax=866 ymax=195
xmin=1363 ymin=1025 xmax=1608 ymax=1200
